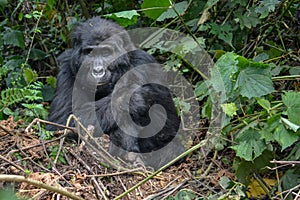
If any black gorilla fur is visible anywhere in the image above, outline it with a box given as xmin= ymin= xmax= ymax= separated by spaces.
xmin=47 ymin=17 xmax=185 ymax=168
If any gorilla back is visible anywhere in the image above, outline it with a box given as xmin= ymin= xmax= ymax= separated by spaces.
xmin=47 ymin=17 xmax=185 ymax=169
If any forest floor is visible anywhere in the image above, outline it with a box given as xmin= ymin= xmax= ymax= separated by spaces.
xmin=0 ymin=116 xmax=236 ymax=199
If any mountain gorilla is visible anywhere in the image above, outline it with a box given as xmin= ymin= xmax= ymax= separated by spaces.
xmin=46 ymin=17 xmax=185 ymax=169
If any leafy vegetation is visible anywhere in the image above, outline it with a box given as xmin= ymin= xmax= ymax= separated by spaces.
xmin=0 ymin=0 xmax=299 ymax=199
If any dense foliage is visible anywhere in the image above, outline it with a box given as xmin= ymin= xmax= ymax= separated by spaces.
xmin=0 ymin=0 xmax=299 ymax=199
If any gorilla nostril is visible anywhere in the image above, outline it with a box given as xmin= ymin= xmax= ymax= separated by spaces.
xmin=92 ymin=67 xmax=105 ymax=77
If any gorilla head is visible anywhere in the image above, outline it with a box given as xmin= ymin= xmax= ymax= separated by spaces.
xmin=47 ymin=17 xmax=185 ymax=169
xmin=68 ymin=18 xmax=135 ymax=96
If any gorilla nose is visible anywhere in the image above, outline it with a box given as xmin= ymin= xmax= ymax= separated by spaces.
xmin=92 ymin=66 xmax=105 ymax=78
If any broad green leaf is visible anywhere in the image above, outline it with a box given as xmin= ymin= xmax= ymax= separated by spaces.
xmin=256 ymin=98 xmax=271 ymax=111
xmin=221 ymin=102 xmax=237 ymax=117
xmin=281 ymin=169 xmax=300 ymax=200
xmin=235 ymin=9 xmax=260 ymax=29
xmin=260 ymin=114 xmax=280 ymax=142
xmin=255 ymin=0 xmax=280 ymax=19
xmin=42 ymin=85 xmax=55 ymax=101
xmin=235 ymin=67 xmax=274 ymax=98
xmin=213 ymin=52 xmax=239 ymax=98
xmin=209 ymin=22 xmax=233 ymax=48
xmin=29 ymin=48 xmax=48 ymax=61
xmin=289 ymin=67 xmax=300 ymax=75
xmin=282 ymin=91 xmax=300 ymax=125
xmin=3 ymin=29 xmax=25 ymax=49
xmin=105 ymin=10 xmax=140 ymax=27
xmin=253 ymin=53 xmax=269 ymax=62
xmin=194 ymin=81 xmax=209 ymax=101
xmin=157 ymin=1 xmax=188 ymax=21
xmin=233 ymin=151 xmax=273 ymax=185
xmin=232 ymin=128 xmax=267 ymax=161
xmin=274 ymin=123 xmax=299 ymax=150
xmin=142 ymin=0 xmax=171 ymax=20
xmin=23 ymin=68 xmax=38 ymax=84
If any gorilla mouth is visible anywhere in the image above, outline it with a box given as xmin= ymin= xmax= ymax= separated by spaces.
xmin=97 ymin=82 xmax=109 ymax=86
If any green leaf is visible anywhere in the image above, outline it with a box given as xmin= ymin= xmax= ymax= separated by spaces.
xmin=173 ymin=97 xmax=191 ymax=114
xmin=235 ymin=67 xmax=274 ymax=98
xmin=42 ymin=85 xmax=55 ymax=101
xmin=274 ymin=123 xmax=298 ymax=150
xmin=232 ymin=128 xmax=267 ymax=161
xmin=105 ymin=10 xmax=140 ymax=27
xmin=281 ymin=169 xmax=300 ymax=200
xmin=219 ymin=176 xmax=232 ymax=189
xmin=3 ymin=29 xmax=25 ymax=49
xmin=282 ymin=91 xmax=300 ymax=126
xmin=173 ymin=189 xmax=195 ymax=200
xmin=221 ymin=102 xmax=237 ymax=117
xmin=157 ymin=1 xmax=188 ymax=21
xmin=46 ymin=76 xmax=56 ymax=89
xmin=235 ymin=9 xmax=260 ymax=29
xmin=253 ymin=53 xmax=269 ymax=62
xmin=255 ymin=0 xmax=280 ymax=19
xmin=260 ymin=114 xmax=280 ymax=142
xmin=256 ymin=98 xmax=271 ymax=111
xmin=0 ymin=0 xmax=7 ymax=8
xmin=23 ymin=68 xmax=38 ymax=84
xmin=29 ymin=48 xmax=48 ymax=61
xmin=142 ymin=0 xmax=171 ymax=20
xmin=209 ymin=22 xmax=234 ymax=48
xmin=194 ymin=81 xmax=209 ymax=101
xmin=204 ymin=0 xmax=219 ymax=9
xmin=212 ymin=52 xmax=239 ymax=98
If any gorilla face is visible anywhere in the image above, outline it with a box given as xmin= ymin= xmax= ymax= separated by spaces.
xmin=72 ymin=23 xmax=134 ymax=94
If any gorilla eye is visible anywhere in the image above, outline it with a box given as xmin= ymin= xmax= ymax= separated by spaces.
xmin=82 ymin=46 xmax=94 ymax=55
xmin=100 ymin=46 xmax=113 ymax=57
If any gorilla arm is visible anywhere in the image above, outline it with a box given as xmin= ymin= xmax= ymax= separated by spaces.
xmin=46 ymin=50 xmax=74 ymax=131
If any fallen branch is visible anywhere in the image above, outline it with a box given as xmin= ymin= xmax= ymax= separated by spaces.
xmin=0 ymin=174 xmax=84 ymax=200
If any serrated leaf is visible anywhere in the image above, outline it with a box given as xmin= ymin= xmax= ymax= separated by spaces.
xmin=232 ymin=129 xmax=267 ymax=161
xmin=235 ymin=9 xmax=260 ymax=29
xmin=142 ymin=0 xmax=171 ymax=20
xmin=3 ymin=29 xmax=25 ymax=49
xmin=255 ymin=0 xmax=280 ymax=19
xmin=209 ymin=22 xmax=233 ymax=47
xmin=260 ymin=114 xmax=280 ymax=142
xmin=235 ymin=67 xmax=274 ymax=98
xmin=274 ymin=123 xmax=298 ymax=150
xmin=105 ymin=10 xmax=140 ymax=27
xmin=212 ymin=52 xmax=239 ymax=98
xmin=282 ymin=91 xmax=300 ymax=126
xmin=157 ymin=1 xmax=188 ymax=21
xmin=221 ymin=102 xmax=237 ymax=117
